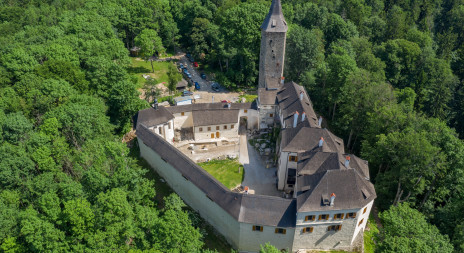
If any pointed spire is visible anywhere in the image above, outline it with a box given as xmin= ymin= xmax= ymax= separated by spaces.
xmin=260 ymin=0 xmax=288 ymax=32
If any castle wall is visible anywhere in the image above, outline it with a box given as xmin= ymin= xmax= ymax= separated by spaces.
xmin=148 ymin=119 xmax=174 ymax=144
xmin=258 ymin=105 xmax=276 ymax=129
xmin=193 ymin=123 xmax=239 ymax=140
xmin=292 ymin=209 xmax=361 ymax=251
xmin=239 ymin=109 xmax=259 ymax=130
xmin=138 ymin=139 xmax=242 ymax=248
xmin=239 ymin=223 xmax=295 ymax=252
xmin=172 ymin=111 xmax=194 ymax=129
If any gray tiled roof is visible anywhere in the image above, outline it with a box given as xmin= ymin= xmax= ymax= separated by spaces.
xmin=297 ymin=152 xmax=346 ymax=175
xmin=261 ymin=0 xmax=288 ymax=33
xmin=239 ymin=195 xmax=296 ymax=227
xmin=277 ymin=82 xmax=319 ymax=128
xmin=258 ymin=88 xmax=278 ymax=105
xmin=137 ymin=124 xmax=298 ymax=227
xmin=296 ymin=169 xmax=376 ymax=212
xmin=166 ymin=102 xmax=255 ymax=114
xmin=280 ymin=127 xmax=345 ymax=153
xmin=137 ymin=106 xmax=174 ymax=127
xmin=192 ymin=109 xmax=239 ymax=126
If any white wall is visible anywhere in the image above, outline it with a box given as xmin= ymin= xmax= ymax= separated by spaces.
xmin=351 ymin=200 xmax=374 ymax=244
xmin=259 ymin=106 xmax=276 ymax=129
xmin=193 ymin=123 xmax=239 ymax=141
xmin=138 ymin=140 xmax=242 ymax=248
xmin=148 ymin=119 xmax=174 ymax=144
xmin=239 ymin=223 xmax=295 ymax=252
xmin=277 ymin=151 xmax=297 ymax=190
xmin=238 ymin=109 xmax=259 ymax=130
xmin=292 ymin=209 xmax=360 ymax=250
xmin=172 ymin=111 xmax=194 ymax=129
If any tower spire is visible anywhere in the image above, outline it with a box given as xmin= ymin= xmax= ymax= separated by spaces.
xmin=260 ymin=0 xmax=287 ymax=32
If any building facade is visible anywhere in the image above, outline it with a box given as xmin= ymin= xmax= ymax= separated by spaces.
xmin=136 ymin=0 xmax=376 ymax=252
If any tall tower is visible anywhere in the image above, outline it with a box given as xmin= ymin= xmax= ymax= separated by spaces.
xmin=258 ymin=0 xmax=288 ymax=89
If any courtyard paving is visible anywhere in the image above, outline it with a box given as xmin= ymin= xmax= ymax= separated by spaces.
xmin=239 ymin=135 xmax=281 ymax=197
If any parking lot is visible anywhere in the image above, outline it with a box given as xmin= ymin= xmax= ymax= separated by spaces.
xmin=178 ymin=55 xmax=240 ymax=103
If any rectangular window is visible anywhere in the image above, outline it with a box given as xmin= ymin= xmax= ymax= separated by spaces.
xmin=275 ymin=228 xmax=286 ymax=234
xmin=231 ymin=124 xmax=234 ymax=129
xmin=252 ymin=225 xmax=263 ymax=232
xmin=318 ymin=214 xmax=329 ymax=220
xmin=199 ymin=127 xmax=203 ymax=132
xmin=270 ymin=113 xmax=274 ymax=117
xmin=328 ymin=225 xmax=342 ymax=231
xmin=333 ymin=213 xmax=344 ymax=220
xmin=208 ymin=127 xmax=211 ymax=131
xmin=302 ymin=227 xmax=313 ymax=233
xmin=288 ymin=156 xmax=298 ymax=162
xmin=305 ymin=215 xmax=315 ymax=221
xmin=181 ymin=112 xmax=185 ymax=116
xmin=346 ymin=212 xmax=357 ymax=219
xmin=224 ymin=125 xmax=228 ymax=130
xmin=244 ymin=109 xmax=248 ymax=113
xmin=158 ymin=127 xmax=162 ymax=134
xmin=216 ymin=126 xmax=220 ymax=130
xmin=168 ymin=122 xmax=171 ymax=129
xmin=363 ymin=207 xmax=367 ymax=214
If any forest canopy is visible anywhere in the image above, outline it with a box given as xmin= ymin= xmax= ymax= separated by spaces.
xmin=1 ymin=0 xmax=464 ymax=252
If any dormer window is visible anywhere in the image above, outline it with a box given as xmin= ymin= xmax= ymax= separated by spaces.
xmin=271 ymin=19 xmax=276 ymax=27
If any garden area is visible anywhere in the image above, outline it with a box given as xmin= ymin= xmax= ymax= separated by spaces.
xmin=198 ymin=158 xmax=244 ymax=189
xmin=127 ymin=57 xmax=174 ymax=88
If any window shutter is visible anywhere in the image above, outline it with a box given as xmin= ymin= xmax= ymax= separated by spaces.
xmin=325 ymin=215 xmax=329 ymax=220
xmin=318 ymin=215 xmax=322 ymax=220
xmin=260 ymin=226 xmax=263 ymax=232
xmin=275 ymin=228 xmax=279 ymax=233
xmin=312 ymin=215 xmax=315 ymax=221
xmin=283 ymin=229 xmax=286 ymax=234
xmin=341 ymin=213 xmax=345 ymax=219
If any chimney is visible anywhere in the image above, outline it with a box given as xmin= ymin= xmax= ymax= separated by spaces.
xmin=227 ymin=102 xmax=231 ymax=109
xmin=318 ymin=137 xmax=324 ymax=147
xmin=330 ymin=193 xmax=336 ymax=206
xmin=299 ymin=91 xmax=304 ymax=100
xmin=301 ymin=112 xmax=306 ymax=122
xmin=152 ymin=99 xmax=158 ymax=110
xmin=212 ymin=96 xmax=214 ymax=103
xmin=318 ymin=116 xmax=323 ymax=127
xmin=344 ymin=156 xmax=351 ymax=168
xmin=281 ymin=76 xmax=285 ymax=85
xmin=293 ymin=111 xmax=299 ymax=128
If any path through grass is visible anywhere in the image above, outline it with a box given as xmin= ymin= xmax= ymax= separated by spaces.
xmin=198 ymin=158 xmax=244 ymax=189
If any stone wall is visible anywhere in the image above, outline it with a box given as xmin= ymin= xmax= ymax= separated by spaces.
xmin=258 ymin=31 xmax=287 ymax=88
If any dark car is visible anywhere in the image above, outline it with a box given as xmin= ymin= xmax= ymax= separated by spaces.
xmin=183 ymin=90 xmax=193 ymax=96
xmin=189 ymin=57 xmax=194 ymax=63
xmin=183 ymin=68 xmax=188 ymax=74
xmin=200 ymin=73 xmax=207 ymax=79
xmin=194 ymin=82 xmax=200 ymax=90
xmin=211 ymin=82 xmax=220 ymax=92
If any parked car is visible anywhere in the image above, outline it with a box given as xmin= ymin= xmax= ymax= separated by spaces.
xmin=194 ymin=82 xmax=200 ymax=90
xmin=212 ymin=82 xmax=220 ymax=92
xmin=187 ymin=73 xmax=192 ymax=79
xmin=179 ymin=63 xmax=184 ymax=69
xmin=193 ymin=62 xmax=199 ymax=67
xmin=183 ymin=68 xmax=188 ymax=74
xmin=200 ymin=73 xmax=207 ymax=79
xmin=183 ymin=90 xmax=193 ymax=96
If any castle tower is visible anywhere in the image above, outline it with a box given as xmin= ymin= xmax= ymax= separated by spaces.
xmin=258 ymin=0 xmax=288 ymax=89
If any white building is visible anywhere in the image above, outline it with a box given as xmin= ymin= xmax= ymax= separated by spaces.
xmin=135 ymin=0 xmax=376 ymax=251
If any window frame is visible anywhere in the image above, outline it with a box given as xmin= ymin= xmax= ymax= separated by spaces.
xmin=302 ymin=227 xmax=313 ymax=233
xmin=275 ymin=228 xmax=286 ymax=234
xmin=252 ymin=225 xmax=263 ymax=232
xmin=358 ymin=219 xmax=364 ymax=226
xmin=318 ymin=214 xmax=329 ymax=221
xmin=216 ymin=126 xmax=220 ymax=130
xmin=208 ymin=127 xmax=211 ymax=131
xmin=333 ymin=213 xmax=344 ymax=220
xmin=199 ymin=127 xmax=203 ymax=132
xmin=345 ymin=212 xmax=357 ymax=219
xmin=327 ymin=225 xmax=342 ymax=232
xmin=244 ymin=109 xmax=248 ymax=113
xmin=181 ymin=112 xmax=185 ymax=116
xmin=305 ymin=215 xmax=315 ymax=221
xmin=270 ymin=113 xmax=274 ymax=117
xmin=363 ymin=207 xmax=367 ymax=214
xmin=231 ymin=124 xmax=234 ymax=129
xmin=288 ymin=156 xmax=298 ymax=162
xmin=224 ymin=125 xmax=227 ymax=130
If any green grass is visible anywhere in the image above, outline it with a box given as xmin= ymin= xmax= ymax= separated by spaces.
xmin=239 ymin=94 xmax=258 ymax=103
xmin=127 ymin=57 xmax=173 ymax=88
xmin=364 ymin=216 xmax=379 ymax=253
xmin=198 ymin=159 xmax=244 ymax=189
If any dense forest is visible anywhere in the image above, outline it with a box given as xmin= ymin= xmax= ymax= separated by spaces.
xmin=1 ymin=0 xmax=464 ymax=252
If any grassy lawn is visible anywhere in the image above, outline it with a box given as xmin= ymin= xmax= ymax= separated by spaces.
xmin=364 ymin=216 xmax=379 ymax=253
xmin=127 ymin=57 xmax=174 ymax=88
xmin=198 ymin=159 xmax=244 ymax=189
xmin=239 ymin=94 xmax=258 ymax=103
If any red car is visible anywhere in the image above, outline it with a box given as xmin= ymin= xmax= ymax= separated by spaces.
xmin=193 ymin=62 xmax=199 ymax=67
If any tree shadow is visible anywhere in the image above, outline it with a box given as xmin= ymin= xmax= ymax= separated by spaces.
xmin=127 ymin=66 xmax=151 ymax=74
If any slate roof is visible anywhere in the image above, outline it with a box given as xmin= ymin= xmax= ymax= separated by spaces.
xmin=166 ymin=102 xmax=255 ymax=114
xmin=280 ymin=127 xmax=345 ymax=153
xmin=297 ymin=152 xmax=346 ymax=175
xmin=258 ymin=88 xmax=278 ymax=105
xmin=296 ymin=169 xmax=376 ymax=212
xmin=277 ymin=82 xmax=319 ymax=128
xmin=136 ymin=124 xmax=297 ymax=227
xmin=261 ymin=0 xmax=288 ymax=33
xmin=137 ymin=106 xmax=174 ymax=127
xmin=192 ymin=109 xmax=239 ymax=126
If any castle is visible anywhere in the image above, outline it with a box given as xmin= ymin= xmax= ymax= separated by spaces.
xmin=136 ymin=0 xmax=376 ymax=251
